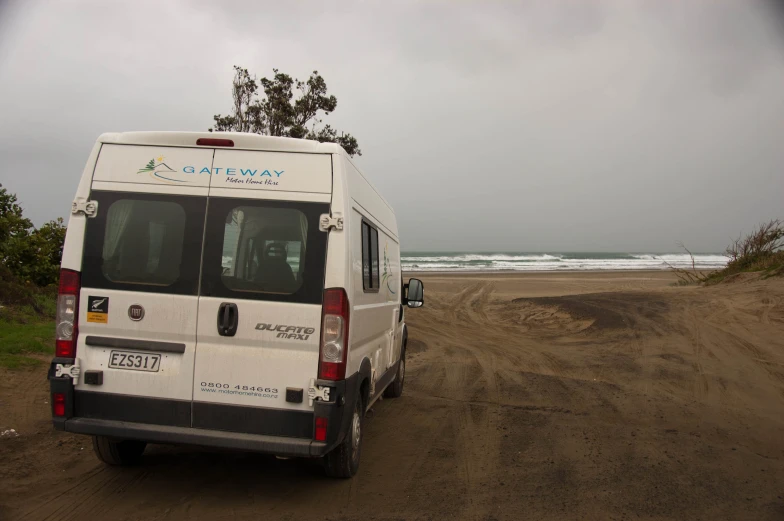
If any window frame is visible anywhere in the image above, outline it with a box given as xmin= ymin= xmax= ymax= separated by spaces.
xmin=81 ymin=191 xmax=206 ymax=296
xmin=362 ymin=219 xmax=380 ymax=293
xmin=200 ymin=197 xmax=329 ymax=304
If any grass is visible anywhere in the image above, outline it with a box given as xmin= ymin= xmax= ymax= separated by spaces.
xmin=0 ymin=299 xmax=56 ymax=370
xmin=702 ymin=250 xmax=784 ymax=285
xmin=0 ymin=265 xmax=57 ymax=369
xmin=669 ymin=219 xmax=783 ymax=286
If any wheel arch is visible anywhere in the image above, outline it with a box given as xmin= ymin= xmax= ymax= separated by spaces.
xmin=357 ymin=357 xmax=372 ymax=410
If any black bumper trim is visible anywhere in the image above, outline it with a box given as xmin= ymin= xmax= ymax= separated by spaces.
xmin=74 ymin=391 xmax=191 ymax=427
xmin=63 ymin=418 xmax=328 ymax=457
xmin=192 ymin=401 xmax=313 ymax=438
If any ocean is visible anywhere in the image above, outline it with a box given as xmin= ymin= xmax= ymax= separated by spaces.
xmin=401 ymin=252 xmax=728 ymax=272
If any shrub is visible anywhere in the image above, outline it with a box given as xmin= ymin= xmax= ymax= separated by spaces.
xmin=670 ymin=219 xmax=784 ymax=285
xmin=0 ymin=184 xmax=66 ymax=288
xmin=723 ymin=219 xmax=783 ymax=272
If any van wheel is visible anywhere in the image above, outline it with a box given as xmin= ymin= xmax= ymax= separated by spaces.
xmin=323 ymin=394 xmax=364 ymax=478
xmin=384 ymin=354 xmax=405 ymax=398
xmin=92 ymin=436 xmax=147 ymax=466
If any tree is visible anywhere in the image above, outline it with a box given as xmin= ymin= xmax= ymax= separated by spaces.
xmin=0 ymin=183 xmax=32 ymax=249
xmin=0 ymin=183 xmax=33 ymax=281
xmin=211 ymin=66 xmax=362 ymax=157
xmin=0 ymin=184 xmax=66 ymax=287
xmin=26 ymin=218 xmax=67 ymax=286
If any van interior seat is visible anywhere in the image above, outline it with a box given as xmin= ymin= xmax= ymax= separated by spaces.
xmin=254 ymin=242 xmax=296 ymax=292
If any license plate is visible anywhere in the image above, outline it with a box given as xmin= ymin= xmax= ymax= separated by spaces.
xmin=108 ymin=351 xmax=161 ymax=372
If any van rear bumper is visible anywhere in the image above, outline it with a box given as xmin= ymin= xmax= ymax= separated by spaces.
xmin=63 ymin=417 xmax=329 ymax=458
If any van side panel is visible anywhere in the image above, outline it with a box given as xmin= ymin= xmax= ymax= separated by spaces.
xmin=342 ymin=156 xmax=401 ymax=391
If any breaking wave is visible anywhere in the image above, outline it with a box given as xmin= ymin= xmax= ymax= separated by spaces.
xmin=402 ymin=252 xmax=727 ymax=272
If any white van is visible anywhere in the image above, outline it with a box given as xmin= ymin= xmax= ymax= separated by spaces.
xmin=49 ymin=131 xmax=424 ymax=478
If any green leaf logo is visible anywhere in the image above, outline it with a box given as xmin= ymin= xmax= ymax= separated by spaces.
xmin=381 ymin=243 xmax=396 ymax=294
xmin=137 ymin=158 xmax=157 ymax=174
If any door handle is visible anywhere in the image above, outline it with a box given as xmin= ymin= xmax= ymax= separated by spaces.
xmin=217 ymin=302 xmax=239 ymax=337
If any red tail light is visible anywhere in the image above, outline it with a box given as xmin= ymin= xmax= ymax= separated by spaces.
xmin=318 ymin=288 xmax=350 ymax=381
xmin=53 ymin=393 xmax=66 ymax=417
xmin=196 ymin=138 xmax=234 ymax=147
xmin=315 ymin=417 xmax=328 ymax=441
xmin=55 ymin=269 xmax=81 ymax=358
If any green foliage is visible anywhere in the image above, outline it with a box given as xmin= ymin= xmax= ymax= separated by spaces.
xmin=703 ymin=250 xmax=784 ymax=285
xmin=0 ymin=182 xmax=33 ymax=256
xmin=211 ymin=66 xmax=362 ymax=157
xmin=705 ymin=219 xmax=784 ymax=284
xmin=0 ymin=184 xmax=66 ymax=288
xmin=145 ymin=159 xmax=156 ymax=170
xmin=671 ymin=219 xmax=784 ymax=285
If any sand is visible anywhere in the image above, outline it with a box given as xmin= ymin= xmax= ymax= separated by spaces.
xmin=1 ymin=270 xmax=783 ymax=520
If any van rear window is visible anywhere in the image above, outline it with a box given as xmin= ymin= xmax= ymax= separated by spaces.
xmin=201 ymin=198 xmax=328 ymax=304
xmin=102 ymin=200 xmax=185 ymax=285
xmin=82 ymin=192 xmax=206 ymax=295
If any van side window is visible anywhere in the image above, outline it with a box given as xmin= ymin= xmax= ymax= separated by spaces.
xmin=362 ymin=222 xmax=371 ymax=289
xmin=362 ymin=220 xmax=379 ymax=292
xmin=370 ymin=226 xmax=379 ymax=288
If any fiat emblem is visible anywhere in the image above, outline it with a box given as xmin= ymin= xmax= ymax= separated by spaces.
xmin=128 ymin=304 xmax=145 ymax=321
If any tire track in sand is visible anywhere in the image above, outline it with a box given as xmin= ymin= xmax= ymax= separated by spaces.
xmin=438 ymin=281 xmax=504 ymax=518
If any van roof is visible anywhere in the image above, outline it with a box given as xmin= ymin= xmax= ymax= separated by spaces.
xmin=98 ymin=131 xmax=345 ymax=155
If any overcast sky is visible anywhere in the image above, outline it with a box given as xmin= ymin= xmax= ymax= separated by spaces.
xmin=1 ymin=0 xmax=782 ymax=252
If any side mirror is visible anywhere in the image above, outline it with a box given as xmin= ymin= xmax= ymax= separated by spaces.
xmin=406 ymin=278 xmax=424 ymax=308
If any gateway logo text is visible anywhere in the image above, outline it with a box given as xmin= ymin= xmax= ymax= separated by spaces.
xmin=183 ymin=167 xmax=284 ymax=177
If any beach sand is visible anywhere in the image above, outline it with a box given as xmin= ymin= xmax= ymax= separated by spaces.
xmin=1 ymin=271 xmax=783 ymax=520
xmin=398 ymin=270 xmax=784 ymax=519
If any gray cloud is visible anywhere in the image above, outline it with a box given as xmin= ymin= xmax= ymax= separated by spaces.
xmin=0 ymin=0 xmax=782 ymax=253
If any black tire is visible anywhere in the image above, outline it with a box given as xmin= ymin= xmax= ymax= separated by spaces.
xmin=92 ymin=436 xmax=147 ymax=466
xmin=323 ymin=393 xmax=364 ymax=478
xmin=384 ymin=352 xmax=405 ymax=398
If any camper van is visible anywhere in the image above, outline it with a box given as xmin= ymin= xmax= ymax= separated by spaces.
xmin=48 ymin=131 xmax=424 ymax=478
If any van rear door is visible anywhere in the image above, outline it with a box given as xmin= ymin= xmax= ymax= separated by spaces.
xmin=192 ymin=150 xmax=332 ymax=438
xmin=75 ymin=144 xmax=213 ymax=426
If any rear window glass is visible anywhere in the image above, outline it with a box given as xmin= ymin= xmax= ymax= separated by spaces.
xmin=202 ymin=198 xmax=328 ymax=304
xmin=82 ymin=192 xmax=206 ymax=295
xmin=101 ymin=200 xmax=185 ymax=285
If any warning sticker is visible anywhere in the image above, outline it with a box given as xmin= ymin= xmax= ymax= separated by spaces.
xmin=86 ymin=296 xmax=109 ymax=324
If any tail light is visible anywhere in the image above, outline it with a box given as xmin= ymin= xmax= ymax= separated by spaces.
xmin=53 ymin=393 xmax=66 ymax=417
xmin=315 ymin=417 xmax=328 ymax=441
xmin=55 ymin=269 xmax=81 ymax=358
xmin=318 ymin=288 xmax=350 ymax=381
